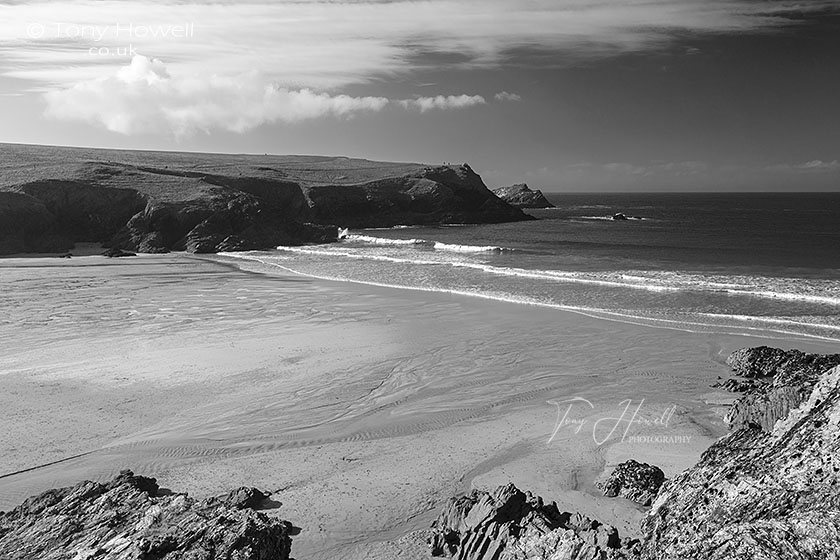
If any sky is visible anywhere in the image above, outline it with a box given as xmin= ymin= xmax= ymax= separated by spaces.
xmin=1 ymin=0 xmax=839 ymax=191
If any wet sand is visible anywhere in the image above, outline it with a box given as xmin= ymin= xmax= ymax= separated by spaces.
xmin=1 ymin=253 xmax=835 ymax=559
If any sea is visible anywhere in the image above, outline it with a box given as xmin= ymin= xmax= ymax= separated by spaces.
xmin=224 ymin=192 xmax=840 ymax=343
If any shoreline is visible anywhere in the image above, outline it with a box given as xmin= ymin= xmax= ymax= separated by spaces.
xmin=1 ymin=253 xmax=836 ymax=559
xmin=220 ymin=249 xmax=840 ymax=345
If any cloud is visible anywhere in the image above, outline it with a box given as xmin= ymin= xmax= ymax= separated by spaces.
xmin=766 ymin=160 xmax=840 ymax=173
xmin=799 ymin=160 xmax=840 ymax=171
xmin=2 ymin=0 xmax=836 ymax=92
xmin=43 ymin=55 xmax=484 ymax=135
xmin=494 ymin=91 xmax=522 ymax=102
xmin=398 ymin=94 xmax=486 ymax=112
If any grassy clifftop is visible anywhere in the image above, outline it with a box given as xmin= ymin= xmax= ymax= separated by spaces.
xmin=0 ymin=143 xmax=530 ymax=254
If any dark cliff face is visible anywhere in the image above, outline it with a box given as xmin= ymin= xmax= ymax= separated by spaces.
xmin=0 ymin=192 xmax=65 ymax=253
xmin=491 ymin=183 xmax=554 ymax=209
xmin=0 ymin=470 xmax=294 ymax=560
xmin=0 ymin=144 xmax=530 ymax=254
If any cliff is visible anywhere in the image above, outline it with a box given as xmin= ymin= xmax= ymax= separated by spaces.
xmin=0 ymin=470 xmax=294 ymax=560
xmin=491 ymin=184 xmax=554 ymax=208
xmin=0 ymin=143 xmax=531 ymax=255
xmin=641 ymin=363 xmax=840 ymax=559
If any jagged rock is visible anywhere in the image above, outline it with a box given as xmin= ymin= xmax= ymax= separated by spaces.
xmin=724 ymin=347 xmax=840 ymax=431
xmin=641 ymin=364 xmax=840 ymax=560
xmin=216 ymin=487 xmax=271 ymax=510
xmin=0 ymin=469 xmax=294 ymax=560
xmin=492 ymin=184 xmax=555 ymax=208
xmin=428 ymin=483 xmax=639 ymax=560
xmin=102 ymin=247 xmax=136 ymax=258
xmin=711 ymin=378 xmax=762 ymax=393
xmin=599 ymin=460 xmax=665 ymax=506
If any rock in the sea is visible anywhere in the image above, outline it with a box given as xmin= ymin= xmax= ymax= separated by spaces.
xmin=429 ymin=483 xmax=639 ymax=559
xmin=0 ymin=470 xmax=294 ymax=560
xmin=491 ymin=184 xmax=555 ymax=208
xmin=641 ymin=364 xmax=840 ymax=559
xmin=599 ymin=460 xmax=665 ymax=506
xmin=724 ymin=346 xmax=840 ymax=431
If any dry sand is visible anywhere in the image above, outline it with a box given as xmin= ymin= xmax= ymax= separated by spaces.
xmin=1 ymin=254 xmax=835 ymax=559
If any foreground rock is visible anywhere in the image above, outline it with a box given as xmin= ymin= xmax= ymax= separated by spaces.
xmin=0 ymin=144 xmax=531 ymax=254
xmin=599 ymin=460 xmax=665 ymax=506
xmin=642 ymin=364 xmax=840 ymax=559
xmin=723 ymin=346 xmax=840 ymax=431
xmin=429 ymin=483 xmax=639 ymax=559
xmin=492 ymin=183 xmax=554 ymax=208
xmin=0 ymin=470 xmax=294 ymax=560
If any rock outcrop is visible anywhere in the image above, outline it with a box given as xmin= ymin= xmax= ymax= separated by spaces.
xmin=641 ymin=364 xmax=840 ymax=559
xmin=429 ymin=483 xmax=639 ymax=560
xmin=492 ymin=184 xmax=554 ymax=208
xmin=306 ymin=164 xmax=532 ymax=227
xmin=0 ymin=144 xmax=531 ymax=254
xmin=599 ymin=460 xmax=665 ymax=506
xmin=0 ymin=470 xmax=294 ymax=560
xmin=723 ymin=346 xmax=840 ymax=431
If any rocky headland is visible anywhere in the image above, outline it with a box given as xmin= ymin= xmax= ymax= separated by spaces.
xmin=0 ymin=143 xmax=531 ymax=255
xmin=492 ymin=183 xmax=554 ymax=208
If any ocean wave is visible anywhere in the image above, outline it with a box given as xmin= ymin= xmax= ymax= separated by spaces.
xmin=578 ymin=215 xmax=647 ymax=221
xmin=432 ymin=241 xmax=515 ymax=253
xmin=218 ymin=252 xmax=840 ymax=343
xmin=695 ymin=313 xmax=840 ymax=332
xmin=617 ymin=271 xmax=840 ymax=306
xmin=346 ymin=234 xmax=432 ymax=247
xmin=346 ymin=233 xmax=515 ymax=253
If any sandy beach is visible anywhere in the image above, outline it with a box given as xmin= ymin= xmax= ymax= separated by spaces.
xmin=1 ymin=253 xmax=835 ymax=559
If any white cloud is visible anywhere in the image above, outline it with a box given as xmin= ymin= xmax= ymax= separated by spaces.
xmin=800 ymin=160 xmax=840 ymax=171
xmin=765 ymin=160 xmax=840 ymax=173
xmin=1 ymin=0 xmax=835 ymax=92
xmin=398 ymin=94 xmax=486 ymax=112
xmin=43 ymin=55 xmax=484 ymax=135
xmin=494 ymin=91 xmax=522 ymax=102
xmin=3 ymin=0 xmax=834 ymax=136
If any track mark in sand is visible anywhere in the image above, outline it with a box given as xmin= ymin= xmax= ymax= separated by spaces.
xmin=0 ymin=450 xmax=97 ymax=480
xmin=625 ymin=369 xmax=682 ymax=381
xmin=10 ymin=384 xmax=565 ymax=481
